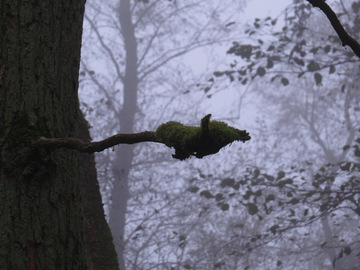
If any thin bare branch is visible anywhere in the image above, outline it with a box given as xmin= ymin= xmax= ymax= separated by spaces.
xmin=81 ymin=61 xmax=122 ymax=120
xmin=307 ymin=0 xmax=360 ymax=58
xmin=84 ymin=13 xmax=125 ymax=82
xmin=34 ymin=132 xmax=160 ymax=153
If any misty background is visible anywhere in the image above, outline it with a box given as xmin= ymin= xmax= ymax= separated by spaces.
xmin=79 ymin=0 xmax=360 ymax=269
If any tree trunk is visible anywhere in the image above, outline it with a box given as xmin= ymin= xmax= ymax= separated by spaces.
xmin=108 ymin=0 xmax=138 ymax=269
xmin=79 ymin=116 xmax=120 ymax=270
xmin=0 ymin=1 xmax=118 ymax=269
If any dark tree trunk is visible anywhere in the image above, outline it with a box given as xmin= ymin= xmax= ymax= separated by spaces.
xmin=0 ymin=1 xmax=118 ymax=269
xmin=79 ymin=116 xmax=120 ymax=270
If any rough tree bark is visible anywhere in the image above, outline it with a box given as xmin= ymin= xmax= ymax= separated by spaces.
xmin=79 ymin=117 xmax=120 ymax=270
xmin=0 ymin=1 xmax=118 ymax=269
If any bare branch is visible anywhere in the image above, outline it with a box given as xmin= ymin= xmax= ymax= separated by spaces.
xmin=81 ymin=61 xmax=122 ymax=119
xmin=34 ymin=132 xmax=160 ymax=153
xmin=307 ymin=0 xmax=360 ymax=58
xmin=32 ymin=115 xmax=250 ymax=158
xmin=84 ymin=13 xmax=125 ymax=82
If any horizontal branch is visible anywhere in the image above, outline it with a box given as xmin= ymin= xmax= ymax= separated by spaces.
xmin=307 ymin=0 xmax=360 ymax=58
xmin=32 ymin=115 xmax=251 ymax=159
xmin=34 ymin=131 xmax=160 ymax=153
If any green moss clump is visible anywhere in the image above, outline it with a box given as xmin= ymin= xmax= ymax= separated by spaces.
xmin=156 ymin=114 xmax=251 ymax=160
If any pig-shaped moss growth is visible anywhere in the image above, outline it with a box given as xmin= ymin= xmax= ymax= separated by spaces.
xmin=156 ymin=114 xmax=250 ymax=160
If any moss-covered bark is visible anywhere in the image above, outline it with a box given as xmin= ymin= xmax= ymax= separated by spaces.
xmin=0 ymin=1 xmax=118 ymax=269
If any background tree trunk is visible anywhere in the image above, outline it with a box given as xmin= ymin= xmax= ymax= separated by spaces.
xmin=0 ymin=1 xmax=118 ymax=269
xmin=108 ymin=0 xmax=138 ymax=269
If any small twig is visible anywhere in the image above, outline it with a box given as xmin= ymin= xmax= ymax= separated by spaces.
xmin=307 ymin=0 xmax=360 ymax=58
xmin=34 ymin=131 xmax=160 ymax=153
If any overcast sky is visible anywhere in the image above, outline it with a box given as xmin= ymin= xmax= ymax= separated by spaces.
xmin=244 ymin=0 xmax=289 ymax=21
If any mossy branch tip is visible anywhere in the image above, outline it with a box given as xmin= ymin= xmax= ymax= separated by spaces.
xmin=156 ymin=114 xmax=251 ymax=160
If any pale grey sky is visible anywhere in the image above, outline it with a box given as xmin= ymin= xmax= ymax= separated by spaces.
xmin=244 ymin=0 xmax=289 ymax=21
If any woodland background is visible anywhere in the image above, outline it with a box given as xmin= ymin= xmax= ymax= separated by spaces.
xmin=79 ymin=0 xmax=360 ymax=269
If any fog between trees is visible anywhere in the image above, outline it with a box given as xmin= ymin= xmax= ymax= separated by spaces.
xmin=79 ymin=0 xmax=360 ymax=269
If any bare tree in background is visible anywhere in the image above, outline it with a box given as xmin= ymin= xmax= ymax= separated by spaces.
xmin=80 ymin=0 xmax=246 ymax=268
xmin=206 ymin=0 xmax=360 ymax=268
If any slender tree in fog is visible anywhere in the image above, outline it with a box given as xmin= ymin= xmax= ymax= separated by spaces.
xmin=80 ymin=0 xmax=246 ymax=268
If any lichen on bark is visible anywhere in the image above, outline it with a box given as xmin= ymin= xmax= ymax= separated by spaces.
xmin=156 ymin=114 xmax=251 ymax=160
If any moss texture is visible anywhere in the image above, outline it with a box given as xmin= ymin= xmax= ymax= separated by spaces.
xmin=156 ymin=114 xmax=251 ymax=160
